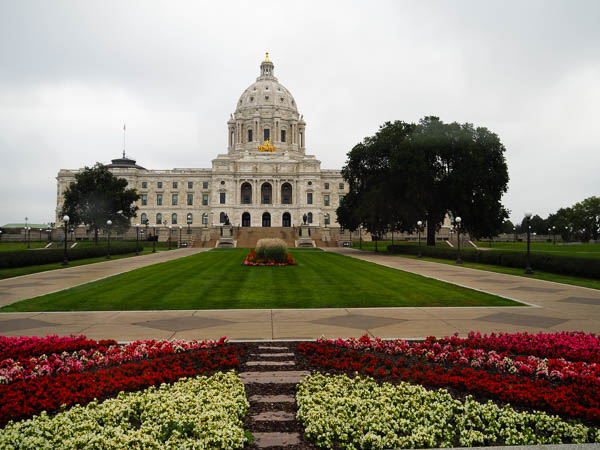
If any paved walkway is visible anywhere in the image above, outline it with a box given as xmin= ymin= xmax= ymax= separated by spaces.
xmin=0 ymin=247 xmax=598 ymax=341
xmin=0 ymin=248 xmax=208 ymax=308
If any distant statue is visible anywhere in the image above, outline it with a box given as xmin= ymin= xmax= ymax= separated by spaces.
xmin=224 ymin=214 xmax=230 ymax=226
xmin=302 ymin=214 xmax=307 ymax=225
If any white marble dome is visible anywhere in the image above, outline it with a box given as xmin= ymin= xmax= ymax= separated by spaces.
xmin=235 ymin=55 xmax=298 ymax=114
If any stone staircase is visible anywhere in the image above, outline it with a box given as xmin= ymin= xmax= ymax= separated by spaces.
xmin=235 ymin=227 xmax=296 ymax=248
xmin=241 ymin=344 xmax=310 ymax=448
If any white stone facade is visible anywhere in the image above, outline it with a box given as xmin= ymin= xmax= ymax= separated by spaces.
xmin=56 ymin=55 xmax=346 ymax=231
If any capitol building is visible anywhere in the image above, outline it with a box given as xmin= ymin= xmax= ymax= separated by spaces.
xmin=56 ymin=54 xmax=349 ymax=246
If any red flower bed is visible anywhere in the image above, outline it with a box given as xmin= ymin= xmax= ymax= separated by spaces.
xmin=243 ymin=249 xmax=296 ymax=266
xmin=0 ymin=344 xmax=242 ymax=425
xmin=297 ymin=341 xmax=600 ymax=424
xmin=0 ymin=335 xmax=116 ymax=361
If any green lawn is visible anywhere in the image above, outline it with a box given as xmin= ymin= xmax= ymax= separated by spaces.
xmin=0 ymin=248 xmax=167 ymax=280
xmin=0 ymin=249 xmax=521 ymax=312
xmin=474 ymin=241 xmax=600 ymax=258
xmin=0 ymin=242 xmax=49 ymax=251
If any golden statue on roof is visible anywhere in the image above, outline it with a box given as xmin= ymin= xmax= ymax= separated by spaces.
xmin=258 ymin=139 xmax=275 ymax=152
xmin=264 ymin=52 xmax=270 ymax=62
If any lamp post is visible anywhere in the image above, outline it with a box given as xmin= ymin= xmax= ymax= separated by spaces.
xmin=25 ymin=227 xmax=31 ymax=249
xmin=46 ymin=228 xmax=52 ymax=243
xmin=548 ymin=227 xmax=552 ymax=244
xmin=417 ymin=220 xmax=423 ymax=258
xmin=513 ymin=226 xmax=516 ymax=242
xmin=62 ymin=215 xmax=69 ymax=265
xmin=135 ymin=224 xmax=140 ymax=256
xmin=455 ymin=217 xmax=463 ymax=264
xmin=179 ymin=225 xmax=182 ymax=247
xmin=524 ymin=211 xmax=533 ymax=274
xmin=152 ymin=225 xmax=156 ymax=253
xmin=0 ymin=230 xmax=2 ymax=243
xmin=24 ymin=216 xmax=28 ymax=245
xmin=359 ymin=224 xmax=363 ymax=250
xmin=106 ymin=220 xmax=112 ymax=259
xmin=168 ymin=225 xmax=172 ymax=250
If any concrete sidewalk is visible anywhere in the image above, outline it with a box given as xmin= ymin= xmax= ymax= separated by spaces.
xmin=0 ymin=248 xmax=208 ymax=308
xmin=0 ymin=247 xmax=598 ymax=341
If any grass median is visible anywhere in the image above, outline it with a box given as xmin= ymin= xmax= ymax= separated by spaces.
xmin=0 ymin=248 xmax=520 ymax=312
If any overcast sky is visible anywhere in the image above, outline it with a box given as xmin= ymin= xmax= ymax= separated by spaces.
xmin=1 ymin=0 xmax=599 ymax=226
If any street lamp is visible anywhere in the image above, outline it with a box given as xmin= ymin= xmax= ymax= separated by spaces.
xmin=455 ymin=217 xmax=463 ymax=264
xmin=168 ymin=225 xmax=172 ymax=250
xmin=106 ymin=220 xmax=112 ymax=259
xmin=24 ymin=216 xmax=28 ymax=245
xmin=513 ymin=226 xmax=517 ymax=242
xmin=524 ymin=211 xmax=533 ymax=274
xmin=179 ymin=225 xmax=182 ymax=247
xmin=0 ymin=230 xmax=3 ymax=243
xmin=152 ymin=225 xmax=156 ymax=253
xmin=62 ymin=215 xmax=69 ymax=265
xmin=417 ymin=220 xmax=423 ymax=258
xmin=548 ymin=227 xmax=552 ymax=244
xmin=46 ymin=228 xmax=52 ymax=243
xmin=135 ymin=223 xmax=140 ymax=256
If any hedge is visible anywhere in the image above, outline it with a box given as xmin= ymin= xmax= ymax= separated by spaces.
xmin=0 ymin=242 xmax=140 ymax=269
xmin=387 ymin=244 xmax=600 ymax=279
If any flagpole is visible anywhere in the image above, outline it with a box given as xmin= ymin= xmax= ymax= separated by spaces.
xmin=123 ymin=123 xmax=126 ymax=158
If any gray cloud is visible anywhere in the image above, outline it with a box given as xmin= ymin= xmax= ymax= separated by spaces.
xmin=0 ymin=0 xmax=599 ymax=225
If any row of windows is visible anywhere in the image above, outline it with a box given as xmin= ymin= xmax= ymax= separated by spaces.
xmin=141 ymin=181 xmax=210 ymax=190
xmin=140 ymin=192 xmax=343 ymax=207
xmin=324 ymin=182 xmax=345 ymax=190
xmin=306 ymin=193 xmax=344 ymax=206
xmin=141 ymin=194 xmax=210 ymax=206
xmin=138 ymin=211 xmax=331 ymax=226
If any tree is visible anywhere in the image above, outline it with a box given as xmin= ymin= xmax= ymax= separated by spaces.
xmin=501 ymin=219 xmax=515 ymax=234
xmin=338 ymin=117 xmax=509 ymax=245
xmin=60 ymin=163 xmax=140 ymax=243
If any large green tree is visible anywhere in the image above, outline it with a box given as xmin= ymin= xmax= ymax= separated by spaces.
xmin=338 ymin=117 xmax=509 ymax=245
xmin=60 ymin=163 xmax=140 ymax=243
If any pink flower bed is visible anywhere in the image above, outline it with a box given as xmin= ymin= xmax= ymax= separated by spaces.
xmin=0 ymin=335 xmax=116 ymax=360
xmin=0 ymin=337 xmax=226 ymax=384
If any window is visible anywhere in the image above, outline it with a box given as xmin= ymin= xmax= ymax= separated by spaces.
xmin=142 ymin=181 xmax=148 ymax=189
xmin=281 ymin=130 xmax=286 ymax=142
xmin=203 ymin=181 xmax=209 ymax=189
xmin=307 ymin=192 xmax=313 ymax=205
xmin=157 ymin=194 xmax=163 ymax=206
xmin=186 ymin=213 xmax=193 ymax=224
xmin=156 ymin=213 xmax=162 ymax=224
xmin=171 ymin=213 xmax=177 ymax=225
xmin=248 ymin=129 xmax=253 ymax=142
xmin=308 ymin=212 xmax=313 ymax=224
xmin=324 ymin=213 xmax=330 ymax=225
xmin=172 ymin=193 xmax=178 ymax=206
xmin=324 ymin=194 xmax=330 ymax=206
xmin=308 ymin=181 xmax=312 ymax=186
xmin=187 ymin=193 xmax=193 ymax=206
xmin=202 ymin=213 xmax=208 ymax=225
xmin=339 ymin=182 xmax=345 ymax=190
xmin=141 ymin=194 xmax=147 ymax=206
xmin=220 ymin=192 xmax=226 ymax=204
xmin=141 ymin=213 xmax=148 ymax=224
xmin=157 ymin=182 xmax=163 ymax=189
xmin=220 ymin=212 xmax=226 ymax=224
xmin=324 ymin=183 xmax=329 ymax=189
xmin=220 ymin=180 xmax=225 ymax=185
xmin=188 ymin=181 xmax=193 ymax=189
xmin=202 ymin=194 xmax=209 ymax=206
xmin=264 ymin=128 xmax=270 ymax=141
xmin=339 ymin=195 xmax=345 ymax=204
xmin=173 ymin=181 xmax=178 ymax=189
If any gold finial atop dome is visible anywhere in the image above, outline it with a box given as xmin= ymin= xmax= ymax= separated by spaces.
xmin=264 ymin=52 xmax=270 ymax=62
xmin=258 ymin=139 xmax=275 ymax=152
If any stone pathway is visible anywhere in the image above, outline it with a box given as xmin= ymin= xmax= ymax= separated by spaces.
xmin=242 ymin=344 xmax=309 ymax=448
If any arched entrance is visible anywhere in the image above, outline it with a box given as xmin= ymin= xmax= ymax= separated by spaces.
xmin=282 ymin=212 xmax=291 ymax=227
xmin=242 ymin=212 xmax=251 ymax=227
xmin=261 ymin=183 xmax=272 ymax=204
xmin=281 ymin=183 xmax=292 ymax=204
xmin=262 ymin=212 xmax=271 ymax=227
xmin=241 ymin=182 xmax=252 ymax=204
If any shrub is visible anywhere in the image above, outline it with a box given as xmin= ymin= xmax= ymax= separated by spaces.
xmin=387 ymin=244 xmax=600 ymax=278
xmin=0 ymin=242 xmax=139 ymax=269
xmin=255 ymin=238 xmax=287 ymax=263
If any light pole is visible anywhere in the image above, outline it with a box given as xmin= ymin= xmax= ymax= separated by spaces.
xmin=135 ymin=223 xmax=140 ymax=256
xmin=548 ymin=227 xmax=552 ymax=244
xmin=168 ymin=225 xmax=172 ymax=250
xmin=417 ymin=220 xmax=423 ymax=258
xmin=513 ymin=226 xmax=516 ymax=242
xmin=456 ymin=217 xmax=463 ymax=264
xmin=46 ymin=228 xmax=52 ymax=243
xmin=152 ymin=225 xmax=156 ymax=253
xmin=62 ymin=215 xmax=69 ymax=265
xmin=24 ymin=217 xmax=28 ymax=245
xmin=106 ymin=220 xmax=112 ymax=259
xmin=359 ymin=224 xmax=363 ymax=250
xmin=179 ymin=225 xmax=182 ymax=247
xmin=524 ymin=211 xmax=533 ymax=274
xmin=0 ymin=230 xmax=2 ymax=244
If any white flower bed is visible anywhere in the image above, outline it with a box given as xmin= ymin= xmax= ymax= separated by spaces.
xmin=297 ymin=373 xmax=600 ymax=449
xmin=0 ymin=371 xmax=249 ymax=449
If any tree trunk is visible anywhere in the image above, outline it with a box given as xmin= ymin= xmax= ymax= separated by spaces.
xmin=94 ymin=228 xmax=99 ymax=245
xmin=426 ymin=223 xmax=436 ymax=246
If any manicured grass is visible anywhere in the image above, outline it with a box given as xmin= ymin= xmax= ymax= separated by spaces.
xmin=353 ymin=240 xmax=420 ymax=252
xmin=0 ymin=249 xmax=165 ymax=280
xmin=474 ymin=241 xmax=600 ymax=258
xmin=0 ymin=249 xmax=520 ymax=312
xmin=394 ymin=253 xmax=600 ymax=291
xmin=0 ymin=242 xmax=49 ymax=251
